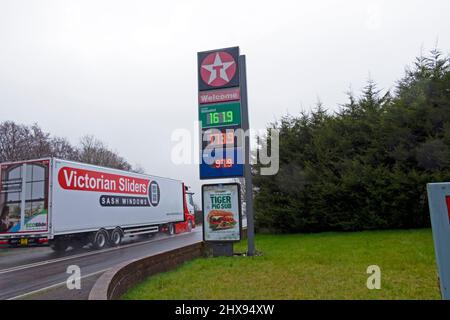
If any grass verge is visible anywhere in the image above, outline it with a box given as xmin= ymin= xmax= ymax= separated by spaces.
xmin=122 ymin=229 xmax=440 ymax=299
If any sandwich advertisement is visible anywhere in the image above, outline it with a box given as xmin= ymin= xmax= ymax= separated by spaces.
xmin=202 ymin=183 xmax=241 ymax=242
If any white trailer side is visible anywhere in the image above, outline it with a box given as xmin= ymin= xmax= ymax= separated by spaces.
xmin=51 ymin=159 xmax=184 ymax=235
xmin=1 ymin=158 xmax=186 ymax=250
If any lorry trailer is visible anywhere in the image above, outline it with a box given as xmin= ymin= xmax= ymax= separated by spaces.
xmin=0 ymin=158 xmax=195 ymax=251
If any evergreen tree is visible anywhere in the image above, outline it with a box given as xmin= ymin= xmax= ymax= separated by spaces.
xmin=253 ymin=49 xmax=450 ymax=233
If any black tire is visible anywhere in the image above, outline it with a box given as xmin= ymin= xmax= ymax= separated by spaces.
xmin=51 ymin=239 xmax=69 ymax=252
xmin=110 ymin=228 xmax=123 ymax=246
xmin=168 ymin=223 xmax=175 ymax=235
xmin=92 ymin=229 xmax=109 ymax=250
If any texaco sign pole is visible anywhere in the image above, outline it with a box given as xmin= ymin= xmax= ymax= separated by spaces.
xmin=197 ymin=47 xmax=255 ymax=257
xmin=239 ymin=55 xmax=255 ymax=256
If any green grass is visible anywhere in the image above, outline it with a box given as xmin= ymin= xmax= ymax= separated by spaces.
xmin=122 ymin=229 xmax=440 ymax=299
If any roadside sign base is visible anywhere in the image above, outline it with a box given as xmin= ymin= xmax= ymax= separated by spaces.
xmin=207 ymin=242 xmax=234 ymax=257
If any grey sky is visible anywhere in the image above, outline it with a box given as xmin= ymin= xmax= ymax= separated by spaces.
xmin=1 ymin=0 xmax=449 ymax=204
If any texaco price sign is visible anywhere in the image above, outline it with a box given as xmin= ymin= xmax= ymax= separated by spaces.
xmin=197 ymin=46 xmax=244 ymax=180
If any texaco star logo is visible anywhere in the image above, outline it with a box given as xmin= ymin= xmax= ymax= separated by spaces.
xmin=200 ymin=51 xmax=237 ymax=87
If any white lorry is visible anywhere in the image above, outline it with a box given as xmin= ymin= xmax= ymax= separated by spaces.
xmin=0 ymin=158 xmax=196 ymax=251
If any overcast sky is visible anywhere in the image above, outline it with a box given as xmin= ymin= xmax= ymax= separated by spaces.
xmin=0 ymin=0 xmax=449 ymax=204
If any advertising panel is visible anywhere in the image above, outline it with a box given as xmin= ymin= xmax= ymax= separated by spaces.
xmin=202 ymin=183 xmax=241 ymax=242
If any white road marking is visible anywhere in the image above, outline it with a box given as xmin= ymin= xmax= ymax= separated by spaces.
xmin=0 ymin=230 xmax=201 ymax=275
xmin=6 ymin=268 xmax=111 ymax=300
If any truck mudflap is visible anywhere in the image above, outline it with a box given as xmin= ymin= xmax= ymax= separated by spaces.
xmin=0 ymin=236 xmax=49 ymax=247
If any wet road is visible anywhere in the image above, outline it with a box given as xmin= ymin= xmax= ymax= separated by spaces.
xmin=0 ymin=228 xmax=203 ymax=300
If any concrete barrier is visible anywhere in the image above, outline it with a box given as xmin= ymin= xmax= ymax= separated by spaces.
xmin=89 ymin=242 xmax=204 ymax=300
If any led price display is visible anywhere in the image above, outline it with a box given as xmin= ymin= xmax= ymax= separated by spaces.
xmin=202 ymin=127 xmax=242 ymax=149
xmin=213 ymin=157 xmax=233 ymax=168
xmin=199 ymin=147 xmax=244 ymax=179
xmin=208 ymin=111 xmax=233 ymax=125
xmin=209 ymin=131 xmax=235 ymax=145
xmin=199 ymin=102 xmax=241 ymax=128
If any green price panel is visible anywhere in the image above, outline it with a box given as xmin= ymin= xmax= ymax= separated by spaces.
xmin=199 ymin=102 xmax=241 ymax=128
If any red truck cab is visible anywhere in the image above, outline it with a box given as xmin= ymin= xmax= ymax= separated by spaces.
xmin=168 ymin=184 xmax=196 ymax=235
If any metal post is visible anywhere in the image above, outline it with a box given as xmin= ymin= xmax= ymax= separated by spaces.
xmin=239 ymin=55 xmax=255 ymax=256
xmin=20 ymin=164 xmax=27 ymax=230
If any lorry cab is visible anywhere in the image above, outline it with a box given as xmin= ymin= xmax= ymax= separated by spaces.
xmin=173 ymin=185 xmax=196 ymax=234
xmin=185 ymin=188 xmax=195 ymax=216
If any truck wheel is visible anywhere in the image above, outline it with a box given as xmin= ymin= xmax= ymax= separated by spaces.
xmin=168 ymin=223 xmax=175 ymax=235
xmin=51 ymin=239 xmax=68 ymax=252
xmin=110 ymin=228 xmax=123 ymax=246
xmin=93 ymin=229 xmax=109 ymax=250
xmin=187 ymin=220 xmax=193 ymax=232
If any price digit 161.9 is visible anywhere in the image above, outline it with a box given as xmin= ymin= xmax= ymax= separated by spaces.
xmin=208 ymin=111 xmax=233 ymax=125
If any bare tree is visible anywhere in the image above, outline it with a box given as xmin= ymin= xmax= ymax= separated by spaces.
xmin=0 ymin=122 xmax=52 ymax=162
xmin=77 ymin=135 xmax=132 ymax=171
xmin=0 ymin=121 xmax=138 ymax=172
xmin=0 ymin=121 xmax=28 ymax=162
xmin=49 ymin=137 xmax=79 ymax=160
xmin=25 ymin=124 xmax=52 ymax=159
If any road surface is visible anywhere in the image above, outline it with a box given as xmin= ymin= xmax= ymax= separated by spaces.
xmin=0 ymin=228 xmax=203 ymax=300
